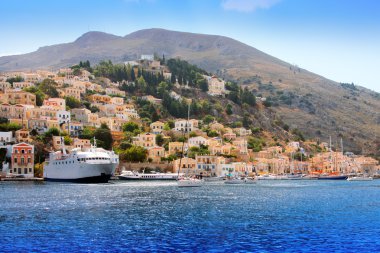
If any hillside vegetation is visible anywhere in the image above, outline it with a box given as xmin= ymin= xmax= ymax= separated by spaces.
xmin=0 ymin=28 xmax=378 ymax=156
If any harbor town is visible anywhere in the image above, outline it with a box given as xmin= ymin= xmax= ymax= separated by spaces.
xmin=0 ymin=56 xmax=379 ymax=182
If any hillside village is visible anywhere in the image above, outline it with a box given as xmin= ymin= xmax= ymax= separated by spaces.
xmin=0 ymin=55 xmax=379 ymax=179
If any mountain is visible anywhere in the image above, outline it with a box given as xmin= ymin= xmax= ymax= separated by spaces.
xmin=0 ymin=28 xmax=379 ymax=156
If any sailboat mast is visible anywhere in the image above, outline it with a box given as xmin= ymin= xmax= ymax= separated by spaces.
xmin=187 ymin=101 xmax=190 ymax=141
xmin=329 ymin=136 xmax=332 ymax=172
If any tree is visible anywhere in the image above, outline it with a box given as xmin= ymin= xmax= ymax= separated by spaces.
xmin=94 ymin=126 xmax=113 ymax=150
xmin=155 ymin=134 xmax=164 ymax=146
xmin=80 ymin=127 xmax=95 ymax=139
xmin=207 ymin=130 xmax=219 ymax=137
xmin=65 ymin=96 xmax=82 ymax=109
xmin=242 ymin=113 xmax=252 ymax=128
xmin=38 ymin=79 xmax=59 ymax=97
xmin=203 ymin=115 xmax=215 ymax=125
xmin=241 ymin=88 xmax=256 ymax=106
xmin=198 ymin=78 xmax=208 ymax=92
xmin=248 ymin=137 xmax=265 ymax=152
xmin=121 ymin=146 xmax=147 ymax=162
xmin=226 ymin=104 xmax=233 ymax=115
xmin=157 ymin=81 xmax=169 ymax=98
xmin=7 ymin=76 xmax=24 ymax=84
xmin=64 ymin=136 xmax=73 ymax=145
xmin=0 ymin=122 xmax=21 ymax=132
xmin=122 ymin=122 xmax=140 ymax=133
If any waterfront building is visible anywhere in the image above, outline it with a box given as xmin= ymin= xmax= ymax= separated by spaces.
xmin=147 ymin=146 xmax=166 ymax=163
xmin=195 ymin=155 xmax=218 ymax=176
xmin=10 ymin=142 xmax=34 ymax=178
xmin=173 ymin=157 xmax=197 ymax=174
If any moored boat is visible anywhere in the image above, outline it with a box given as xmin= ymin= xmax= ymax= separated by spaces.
xmin=177 ymin=176 xmax=204 ymax=187
xmin=256 ymin=174 xmax=278 ymax=180
xmin=224 ymin=177 xmax=257 ymax=184
xmin=318 ymin=174 xmax=348 ymax=180
xmin=118 ymin=170 xmax=183 ymax=180
xmin=347 ymin=176 xmax=373 ymax=181
xmin=43 ymin=138 xmax=119 ymax=183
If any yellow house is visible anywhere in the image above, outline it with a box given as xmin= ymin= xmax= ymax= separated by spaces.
xmin=89 ymin=94 xmax=112 ymax=104
xmin=168 ymin=142 xmax=188 ymax=155
xmin=147 ymin=146 xmax=166 ymax=163
xmin=133 ymin=133 xmax=156 ymax=148
xmin=64 ymin=88 xmax=81 ymax=100
xmin=15 ymin=129 xmax=31 ymax=143
xmin=1 ymin=90 xmax=36 ymax=105
xmin=173 ymin=157 xmax=197 ymax=174
xmin=43 ymin=98 xmax=66 ymax=111
xmin=150 ymin=121 xmax=165 ymax=134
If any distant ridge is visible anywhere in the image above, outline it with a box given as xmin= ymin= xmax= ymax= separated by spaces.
xmin=0 ymin=28 xmax=378 ymax=155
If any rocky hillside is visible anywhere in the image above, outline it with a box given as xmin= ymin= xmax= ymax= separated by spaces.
xmin=0 ymin=28 xmax=378 ymax=155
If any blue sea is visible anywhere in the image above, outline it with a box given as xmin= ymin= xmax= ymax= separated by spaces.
xmin=1 ymin=180 xmax=380 ymax=252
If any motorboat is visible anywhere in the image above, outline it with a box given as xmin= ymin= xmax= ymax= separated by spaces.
xmin=224 ymin=177 xmax=257 ymax=184
xmin=118 ymin=170 xmax=182 ymax=180
xmin=256 ymin=174 xmax=278 ymax=180
xmin=318 ymin=173 xmax=348 ymax=180
xmin=347 ymin=175 xmax=373 ymax=181
xmin=177 ymin=176 xmax=203 ymax=187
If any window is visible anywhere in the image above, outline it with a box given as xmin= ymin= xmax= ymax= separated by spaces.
xmin=14 ymin=158 xmax=17 ymax=163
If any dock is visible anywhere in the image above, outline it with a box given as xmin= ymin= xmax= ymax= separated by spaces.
xmin=0 ymin=177 xmax=44 ymax=182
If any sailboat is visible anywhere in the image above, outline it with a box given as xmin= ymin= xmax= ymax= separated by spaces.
xmin=318 ymin=137 xmax=347 ymax=180
xmin=177 ymin=102 xmax=203 ymax=187
xmin=285 ymin=152 xmax=302 ymax=180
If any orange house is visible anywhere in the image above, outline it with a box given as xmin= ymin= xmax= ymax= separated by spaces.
xmin=11 ymin=142 xmax=34 ymax=177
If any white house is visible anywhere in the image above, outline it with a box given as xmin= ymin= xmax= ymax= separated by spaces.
xmin=0 ymin=131 xmax=14 ymax=145
xmin=56 ymin=110 xmax=71 ymax=125
xmin=175 ymin=119 xmax=198 ymax=133
xmin=206 ymin=75 xmax=227 ymax=96
xmin=188 ymin=136 xmax=207 ymax=147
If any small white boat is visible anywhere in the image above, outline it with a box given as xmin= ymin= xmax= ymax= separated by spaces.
xmin=256 ymin=174 xmax=278 ymax=180
xmin=347 ymin=176 xmax=373 ymax=181
xmin=283 ymin=174 xmax=303 ymax=180
xmin=177 ymin=177 xmax=203 ymax=187
xmin=224 ymin=177 xmax=257 ymax=184
xmin=119 ymin=170 xmax=182 ymax=180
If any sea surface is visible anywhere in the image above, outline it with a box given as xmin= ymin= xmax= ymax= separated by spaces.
xmin=1 ymin=180 xmax=380 ymax=252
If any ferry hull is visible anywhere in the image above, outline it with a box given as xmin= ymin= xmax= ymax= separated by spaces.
xmin=44 ymin=163 xmax=117 ymax=183
xmin=45 ymin=174 xmax=111 ymax=183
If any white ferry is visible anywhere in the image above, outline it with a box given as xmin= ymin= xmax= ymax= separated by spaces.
xmin=44 ymin=138 xmax=119 ymax=183
xmin=118 ymin=170 xmax=182 ymax=180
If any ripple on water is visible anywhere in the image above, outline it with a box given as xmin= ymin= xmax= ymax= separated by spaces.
xmin=1 ymin=180 xmax=380 ymax=252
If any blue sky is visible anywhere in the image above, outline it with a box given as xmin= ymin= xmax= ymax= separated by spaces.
xmin=1 ymin=0 xmax=379 ymax=92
